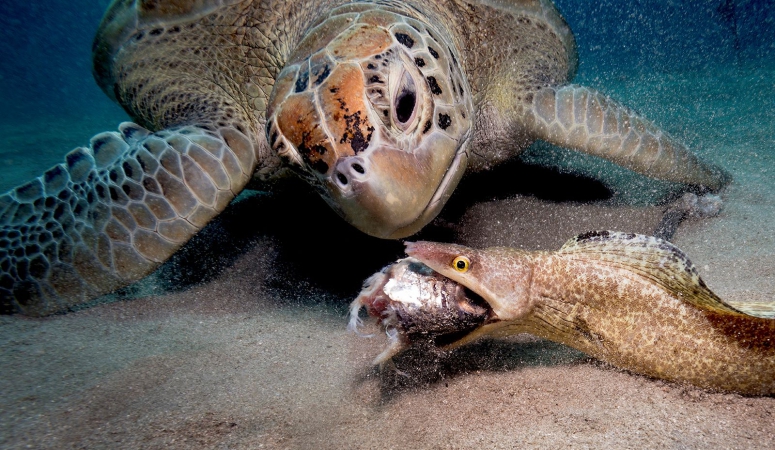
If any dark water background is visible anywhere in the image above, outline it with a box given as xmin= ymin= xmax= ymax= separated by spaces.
xmin=0 ymin=0 xmax=119 ymax=123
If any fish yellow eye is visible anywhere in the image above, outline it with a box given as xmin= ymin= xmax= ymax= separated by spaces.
xmin=452 ymin=256 xmax=470 ymax=272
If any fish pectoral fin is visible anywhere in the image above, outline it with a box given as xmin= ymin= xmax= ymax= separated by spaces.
xmin=439 ymin=321 xmax=524 ymax=351
xmin=438 ymin=326 xmax=490 ymax=351
xmin=558 ymin=231 xmax=773 ymax=319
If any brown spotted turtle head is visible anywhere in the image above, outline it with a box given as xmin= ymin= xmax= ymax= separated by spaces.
xmin=266 ymin=5 xmax=473 ymax=239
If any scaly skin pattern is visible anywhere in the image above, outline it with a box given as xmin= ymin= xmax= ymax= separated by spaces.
xmin=1 ymin=0 xmax=728 ymax=315
xmin=406 ymin=233 xmax=775 ymax=395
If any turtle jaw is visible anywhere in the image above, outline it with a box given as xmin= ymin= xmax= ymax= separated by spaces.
xmin=327 ymin=136 xmax=469 ymax=239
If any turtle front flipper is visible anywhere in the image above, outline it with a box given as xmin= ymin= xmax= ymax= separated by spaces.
xmin=0 ymin=123 xmax=256 ymax=315
xmin=526 ymin=85 xmax=729 ymax=191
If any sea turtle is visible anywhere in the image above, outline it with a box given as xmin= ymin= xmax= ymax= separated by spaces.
xmin=349 ymin=233 xmax=775 ymax=395
xmin=0 ymin=0 xmax=727 ymax=316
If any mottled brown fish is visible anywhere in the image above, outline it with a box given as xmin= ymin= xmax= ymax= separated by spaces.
xmin=350 ymin=231 xmax=775 ymax=395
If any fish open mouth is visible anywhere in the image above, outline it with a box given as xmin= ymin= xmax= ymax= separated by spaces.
xmin=348 ymin=257 xmax=492 ymax=364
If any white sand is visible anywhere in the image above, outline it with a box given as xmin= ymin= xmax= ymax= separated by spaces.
xmin=1 ymin=64 xmax=774 ymax=449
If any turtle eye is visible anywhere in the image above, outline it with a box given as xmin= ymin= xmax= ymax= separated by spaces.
xmin=452 ymin=256 xmax=470 ymax=273
xmin=393 ymin=70 xmax=417 ymax=129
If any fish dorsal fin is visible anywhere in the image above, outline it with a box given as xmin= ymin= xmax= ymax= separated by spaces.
xmin=559 ymin=231 xmax=773 ymax=319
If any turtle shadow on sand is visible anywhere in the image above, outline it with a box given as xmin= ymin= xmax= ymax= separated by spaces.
xmin=94 ymin=160 xmax=617 ymax=311
xmin=365 ymin=336 xmax=589 ymax=403
xmin=98 ymin=179 xmax=404 ymax=308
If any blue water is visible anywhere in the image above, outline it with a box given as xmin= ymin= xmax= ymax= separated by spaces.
xmin=0 ymin=0 xmax=118 ymax=121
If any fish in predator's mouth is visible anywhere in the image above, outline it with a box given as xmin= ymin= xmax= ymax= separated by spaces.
xmin=348 ymin=257 xmax=492 ymax=364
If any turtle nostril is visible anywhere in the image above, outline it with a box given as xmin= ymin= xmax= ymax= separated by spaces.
xmin=352 ymin=163 xmax=365 ymax=174
xmin=336 ymin=172 xmax=348 ymax=185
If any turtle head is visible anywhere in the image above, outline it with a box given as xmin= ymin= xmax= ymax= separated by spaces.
xmin=266 ymin=6 xmax=473 ymax=239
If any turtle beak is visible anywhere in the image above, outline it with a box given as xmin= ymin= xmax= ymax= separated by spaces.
xmin=326 ymin=134 xmax=468 ymax=239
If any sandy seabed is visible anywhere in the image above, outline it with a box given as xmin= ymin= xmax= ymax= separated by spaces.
xmin=1 ymin=64 xmax=774 ymax=449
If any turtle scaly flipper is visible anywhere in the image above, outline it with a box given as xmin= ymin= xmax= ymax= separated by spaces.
xmin=527 ymin=85 xmax=729 ymax=191
xmin=0 ymin=123 xmax=255 ymax=315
